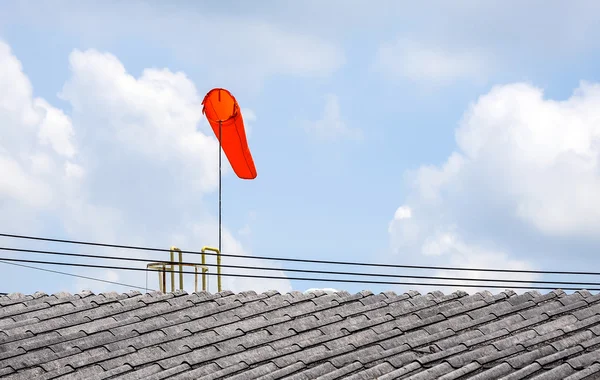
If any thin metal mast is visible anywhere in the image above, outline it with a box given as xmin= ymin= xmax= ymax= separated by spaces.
xmin=218 ymin=120 xmax=222 ymax=257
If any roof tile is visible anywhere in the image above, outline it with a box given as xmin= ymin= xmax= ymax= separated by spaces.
xmin=196 ymin=362 xmax=249 ymax=380
xmin=475 ymin=344 xmax=525 ymax=365
xmin=225 ymin=362 xmax=279 ymax=380
xmin=254 ymin=362 xmax=305 ymax=380
xmin=93 ymin=363 xmax=133 ymax=379
xmin=143 ymin=363 xmax=191 ymax=379
xmin=549 ymin=329 xmax=594 ymax=351
xmin=557 ymin=292 xmax=587 ymax=306
xmin=563 ymin=362 xmax=600 ymax=380
xmin=286 ymin=362 xmax=339 ymax=380
xmin=2 ymin=289 xmax=600 ymax=379
xmin=545 ymin=300 xmax=589 ymax=317
xmin=506 ymin=314 xmax=549 ymax=333
xmin=567 ymin=347 xmax=600 ymax=369
xmin=404 ymin=362 xmax=454 ymax=380
xmin=477 ymin=314 xmax=524 ymax=335
xmin=529 ymin=363 xmax=576 ymax=380
xmin=464 ymin=328 xmax=510 ymax=347
xmin=506 ymin=345 xmax=557 ymax=369
xmin=415 ymin=344 xmax=468 ymax=365
xmin=160 ymin=363 xmax=220 ymax=380
xmin=381 ymin=350 xmax=417 ymax=368
xmin=446 ymin=345 xmax=499 ymax=368
xmin=438 ymin=362 xmax=482 ymax=380
xmin=312 ymin=361 xmax=362 ymax=380
xmin=344 ymin=362 xmax=395 ymax=380
xmin=435 ymin=329 xmax=483 ymax=350
xmin=491 ymin=329 xmax=538 ymax=350
xmin=6 ymin=366 xmax=53 ymax=380
xmin=499 ymin=362 xmax=542 ymax=380
xmin=468 ymin=362 xmax=513 ymax=380
xmin=327 ymin=344 xmax=388 ymax=368
xmin=535 ymin=345 xmax=584 ymax=366
xmin=378 ymin=362 xmax=422 ymax=380
xmin=520 ymin=330 xmax=564 ymax=349
xmin=533 ymin=315 xmax=578 ymax=335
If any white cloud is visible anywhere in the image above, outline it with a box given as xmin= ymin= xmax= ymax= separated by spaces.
xmin=393 ymin=205 xmax=412 ymax=220
xmin=305 ymin=94 xmax=362 ymax=142
xmin=453 ymin=82 xmax=600 ymax=237
xmin=3 ymin=1 xmax=345 ymax=90
xmin=60 ymin=48 xmax=221 ymax=193
xmin=374 ymin=39 xmax=488 ymax=86
xmin=0 ymin=40 xmax=81 ymax=211
xmin=0 ymin=40 xmax=292 ymax=295
xmin=36 ymin=99 xmax=77 ymax=158
xmin=388 ymin=81 xmax=600 ymax=293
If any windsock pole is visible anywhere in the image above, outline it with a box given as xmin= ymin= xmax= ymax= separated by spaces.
xmin=218 ymin=120 xmax=222 ymax=257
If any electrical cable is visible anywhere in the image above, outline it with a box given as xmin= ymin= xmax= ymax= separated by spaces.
xmin=3 ymin=246 xmax=600 ymax=287
xmin=0 ymin=233 xmax=596 ymax=277
xmin=0 ymin=256 xmax=598 ymax=291
xmin=0 ymin=259 xmax=153 ymax=291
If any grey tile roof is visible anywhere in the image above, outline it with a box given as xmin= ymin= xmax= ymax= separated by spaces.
xmin=1 ymin=289 xmax=600 ymax=379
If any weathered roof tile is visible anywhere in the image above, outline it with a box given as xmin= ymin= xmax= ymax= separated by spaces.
xmin=529 ymin=363 xmax=576 ymax=379
xmin=506 ymin=345 xmax=557 ymax=369
xmin=469 ymin=362 xmax=513 ymax=380
xmin=500 ymin=362 xmax=543 ymax=380
xmin=1 ymin=289 xmax=599 ymax=379
xmin=564 ymin=362 xmax=600 ymax=379
xmin=438 ymin=362 xmax=482 ymax=380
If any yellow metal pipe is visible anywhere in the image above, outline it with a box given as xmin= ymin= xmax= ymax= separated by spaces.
xmin=170 ymin=247 xmax=184 ymax=291
xmin=179 ymin=250 xmax=183 ymax=290
xmin=155 ymin=267 xmax=162 ymax=293
xmin=201 ymin=246 xmax=221 ymax=292
xmin=217 ymin=253 xmax=221 ymax=292
xmin=202 ymin=250 xmax=206 ymax=291
xmin=147 ymin=263 xmax=167 ymax=293
xmin=169 ymin=250 xmax=175 ymax=292
xmin=148 ymin=247 xmax=217 ymax=294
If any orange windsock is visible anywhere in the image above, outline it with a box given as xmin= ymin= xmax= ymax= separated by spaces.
xmin=202 ymin=88 xmax=257 ymax=180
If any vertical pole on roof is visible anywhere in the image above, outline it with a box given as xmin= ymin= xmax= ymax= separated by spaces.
xmin=170 ymin=249 xmax=175 ymax=292
xmin=218 ymin=120 xmax=222 ymax=267
xmin=202 ymin=250 xmax=207 ymax=291
xmin=178 ymin=250 xmax=183 ymax=291
xmin=161 ymin=264 xmax=166 ymax=293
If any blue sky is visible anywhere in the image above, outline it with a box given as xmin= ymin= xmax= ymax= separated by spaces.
xmin=2 ymin=1 xmax=600 ymax=296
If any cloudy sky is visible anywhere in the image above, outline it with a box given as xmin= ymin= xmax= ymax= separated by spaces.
xmin=2 ymin=1 xmax=600 ymax=296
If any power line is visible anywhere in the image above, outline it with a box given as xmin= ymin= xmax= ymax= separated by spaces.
xmin=0 ymin=260 xmax=153 ymax=291
xmin=4 ymin=246 xmax=600 ymax=287
xmin=0 ymin=232 xmax=596 ymax=277
xmin=0 ymin=256 xmax=598 ymax=291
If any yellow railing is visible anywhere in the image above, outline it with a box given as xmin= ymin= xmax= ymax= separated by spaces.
xmin=146 ymin=246 xmax=209 ymax=293
xmin=146 ymin=262 xmax=168 ymax=293
xmin=201 ymin=246 xmax=221 ymax=292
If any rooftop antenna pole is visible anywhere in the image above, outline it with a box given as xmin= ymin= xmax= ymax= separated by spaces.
xmin=218 ymin=119 xmax=222 ymax=258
